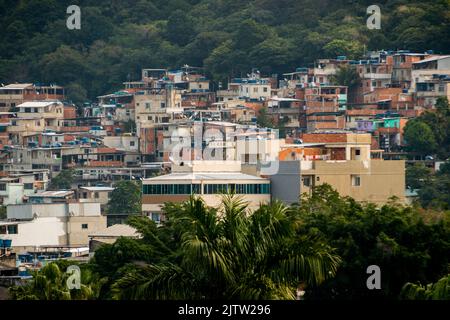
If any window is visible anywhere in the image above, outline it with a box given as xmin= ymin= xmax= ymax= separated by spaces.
xmin=82 ymin=224 xmax=88 ymax=229
xmin=143 ymin=184 xmax=201 ymax=195
xmin=94 ymin=192 xmax=99 ymax=199
xmin=161 ymin=102 xmax=166 ymax=108
xmin=145 ymin=102 xmax=151 ymax=109
xmin=303 ymin=177 xmax=311 ymax=187
xmin=8 ymin=225 xmax=18 ymax=234
xmin=352 ymin=175 xmax=361 ymax=187
xmin=24 ymin=183 xmax=34 ymax=190
xmin=263 ymin=87 xmax=268 ymax=92
xmin=0 ymin=184 xmax=6 ymax=191
xmin=355 ymin=149 xmax=361 ymax=156
xmin=130 ymin=141 xmax=135 ymax=147
xmin=202 ymin=183 xmax=270 ymax=194
xmin=151 ymin=213 xmax=160 ymax=223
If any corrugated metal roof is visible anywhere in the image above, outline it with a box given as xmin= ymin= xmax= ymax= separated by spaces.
xmin=28 ymin=190 xmax=74 ymax=198
xmin=0 ymin=83 xmax=33 ymax=90
xmin=413 ymin=55 xmax=450 ymax=64
xmin=17 ymin=101 xmax=60 ymax=108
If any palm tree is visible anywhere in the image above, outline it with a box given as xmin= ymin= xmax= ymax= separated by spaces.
xmin=112 ymin=194 xmax=341 ymax=299
xmin=9 ymin=262 xmax=103 ymax=300
xmin=400 ymin=274 xmax=450 ymax=300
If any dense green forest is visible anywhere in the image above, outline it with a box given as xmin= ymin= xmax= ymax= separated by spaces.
xmin=1 ymin=0 xmax=450 ymax=101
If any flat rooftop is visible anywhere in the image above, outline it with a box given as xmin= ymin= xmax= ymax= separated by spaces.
xmin=79 ymin=186 xmax=115 ymax=192
xmin=143 ymin=172 xmax=268 ymax=182
xmin=28 ymin=190 xmax=74 ymax=198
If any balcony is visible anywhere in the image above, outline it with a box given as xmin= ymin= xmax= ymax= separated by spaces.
xmin=7 ymin=125 xmax=27 ymax=132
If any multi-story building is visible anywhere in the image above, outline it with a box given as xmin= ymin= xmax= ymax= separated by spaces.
xmin=0 ymin=83 xmax=64 ymax=111
xmin=273 ymin=132 xmax=405 ymax=205
xmin=313 ymin=57 xmax=350 ymax=85
xmin=134 ymin=87 xmax=183 ymax=132
xmin=295 ymin=85 xmax=348 ymax=132
xmin=356 ymin=114 xmax=409 ymax=152
xmin=411 ymin=55 xmax=450 ymax=108
xmin=0 ymin=174 xmax=36 ymax=205
xmin=142 ymin=161 xmax=271 ymax=223
xmin=4 ymin=146 xmax=63 ymax=175
xmin=7 ymin=101 xmax=65 ymax=144
xmin=353 ymin=58 xmax=393 ymax=104
xmin=392 ymin=52 xmax=429 ymax=89
xmin=227 ymin=73 xmax=272 ymax=101
xmin=1 ymin=201 xmax=106 ymax=251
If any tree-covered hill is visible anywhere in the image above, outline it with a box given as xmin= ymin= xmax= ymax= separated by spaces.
xmin=0 ymin=0 xmax=449 ymax=101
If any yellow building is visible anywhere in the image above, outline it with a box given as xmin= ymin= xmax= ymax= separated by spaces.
xmin=272 ymin=132 xmax=405 ymax=205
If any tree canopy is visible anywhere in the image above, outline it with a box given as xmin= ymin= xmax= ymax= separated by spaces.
xmin=107 ymin=180 xmax=142 ymax=216
xmin=9 ymin=186 xmax=450 ymax=300
xmin=47 ymin=169 xmax=74 ymax=190
xmin=1 ymin=0 xmax=449 ymax=101
xmin=404 ymin=97 xmax=450 ymax=159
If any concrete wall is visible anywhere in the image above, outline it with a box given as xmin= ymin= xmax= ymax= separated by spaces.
xmin=7 ymin=203 xmax=67 ymax=220
xmin=142 ymin=194 xmax=269 ymax=212
xmin=302 ymin=159 xmax=405 ymax=204
xmin=0 ymin=183 xmax=24 ymax=205
xmin=68 ymin=202 xmax=101 ymax=217
xmin=269 ymin=161 xmax=301 ymax=205
xmin=103 ymin=135 xmax=139 ymax=152
xmin=7 ymin=202 xmax=102 ymax=220
xmin=67 ymin=215 xmax=107 ymax=246
xmin=0 ymin=217 xmax=67 ymax=248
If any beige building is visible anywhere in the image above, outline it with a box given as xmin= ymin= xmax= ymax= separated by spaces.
xmin=300 ymin=159 xmax=405 ymax=204
xmin=142 ymin=161 xmax=271 ymax=222
xmin=135 ymin=88 xmax=183 ymax=131
xmin=76 ymin=186 xmax=114 ymax=213
xmin=8 ymin=100 xmax=64 ymax=144
xmin=272 ymin=132 xmax=405 ymax=205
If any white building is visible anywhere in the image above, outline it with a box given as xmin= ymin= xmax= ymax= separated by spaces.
xmin=142 ymin=161 xmax=271 ymax=223
xmin=1 ymin=201 xmax=106 ymax=251
xmin=228 ymin=73 xmax=272 ymax=101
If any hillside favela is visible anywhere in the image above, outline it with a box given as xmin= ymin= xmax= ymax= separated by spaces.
xmin=0 ymin=0 xmax=449 ymax=305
